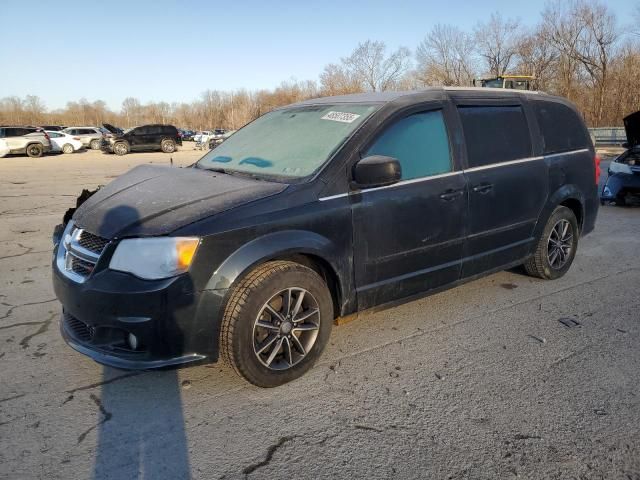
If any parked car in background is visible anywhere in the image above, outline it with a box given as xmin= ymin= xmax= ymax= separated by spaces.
xmin=101 ymin=124 xmax=182 ymax=155
xmin=180 ymin=129 xmax=195 ymax=141
xmin=63 ymin=127 xmax=108 ymax=150
xmin=601 ymin=110 xmax=640 ymax=206
xmin=0 ymin=126 xmax=52 ymax=157
xmin=0 ymin=138 xmax=9 ymax=157
xmin=53 ymin=89 xmax=599 ymax=387
xmin=209 ymin=130 xmax=236 ymax=149
xmin=46 ymin=131 xmax=84 ymax=154
xmin=40 ymin=125 xmax=65 ymax=131
xmin=193 ymin=131 xmax=212 ymax=144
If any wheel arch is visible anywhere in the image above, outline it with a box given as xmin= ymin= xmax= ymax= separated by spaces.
xmin=534 ymin=185 xmax=585 ymax=240
xmin=204 ymin=230 xmax=350 ymax=318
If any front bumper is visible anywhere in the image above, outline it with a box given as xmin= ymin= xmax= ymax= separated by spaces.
xmin=53 ymin=245 xmax=226 ymax=370
xmin=601 ymin=173 xmax=640 ymax=200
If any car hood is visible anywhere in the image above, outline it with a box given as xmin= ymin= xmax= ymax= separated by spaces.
xmin=72 ymin=164 xmax=287 ymax=238
xmin=102 ymin=123 xmax=122 ymax=134
xmin=624 ymin=110 xmax=640 ymax=148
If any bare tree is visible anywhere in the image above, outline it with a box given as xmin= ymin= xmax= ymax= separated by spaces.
xmin=343 ymin=40 xmax=412 ymax=91
xmin=121 ymin=97 xmax=142 ymax=127
xmin=319 ymin=63 xmax=362 ymax=96
xmin=515 ymin=28 xmax=559 ymax=90
xmin=474 ymin=13 xmax=521 ymax=76
xmin=543 ymin=0 xmax=618 ymax=125
xmin=416 ymin=24 xmax=477 ymax=86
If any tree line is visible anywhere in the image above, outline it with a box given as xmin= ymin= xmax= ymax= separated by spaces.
xmin=1 ymin=0 xmax=638 ymax=130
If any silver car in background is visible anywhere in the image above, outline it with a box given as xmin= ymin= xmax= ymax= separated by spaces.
xmin=62 ymin=126 xmax=110 ymax=150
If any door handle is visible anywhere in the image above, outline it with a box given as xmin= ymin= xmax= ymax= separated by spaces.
xmin=439 ymin=189 xmax=464 ymax=201
xmin=472 ymin=183 xmax=493 ymax=194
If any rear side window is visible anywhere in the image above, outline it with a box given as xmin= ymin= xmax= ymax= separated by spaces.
xmin=366 ymin=110 xmax=451 ymax=180
xmin=533 ymin=101 xmax=591 ymax=154
xmin=458 ymin=105 xmax=532 ymax=167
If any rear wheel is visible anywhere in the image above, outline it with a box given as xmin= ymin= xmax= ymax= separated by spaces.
xmin=161 ymin=139 xmax=176 ymax=153
xmin=220 ymin=261 xmax=333 ymax=387
xmin=524 ymin=206 xmax=578 ymax=280
xmin=113 ymin=142 xmax=129 ymax=156
xmin=89 ymin=139 xmax=101 ymax=150
xmin=26 ymin=143 xmax=43 ymax=158
xmin=62 ymin=143 xmax=74 ymax=154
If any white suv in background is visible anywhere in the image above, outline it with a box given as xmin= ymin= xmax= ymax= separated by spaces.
xmin=0 ymin=126 xmax=52 ymax=157
xmin=62 ymin=127 xmax=109 ymax=150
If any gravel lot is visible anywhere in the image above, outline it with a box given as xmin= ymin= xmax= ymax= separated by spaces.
xmin=0 ymin=147 xmax=638 ymax=479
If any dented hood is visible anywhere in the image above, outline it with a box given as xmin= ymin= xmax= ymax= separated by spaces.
xmin=624 ymin=110 xmax=640 ymax=148
xmin=72 ymin=164 xmax=286 ymax=238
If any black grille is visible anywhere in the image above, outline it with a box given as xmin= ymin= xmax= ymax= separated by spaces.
xmin=77 ymin=230 xmax=109 ymax=254
xmin=64 ymin=313 xmax=95 ymax=342
xmin=71 ymin=256 xmax=95 ymax=276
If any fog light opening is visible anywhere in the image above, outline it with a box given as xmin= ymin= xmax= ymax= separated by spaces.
xmin=128 ymin=333 xmax=138 ymax=351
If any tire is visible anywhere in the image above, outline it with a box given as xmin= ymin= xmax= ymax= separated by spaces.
xmin=113 ymin=142 xmax=129 ymax=156
xmin=62 ymin=144 xmax=74 ymax=154
xmin=26 ymin=143 xmax=43 ymax=158
xmin=161 ymin=139 xmax=176 ymax=153
xmin=89 ymin=139 xmax=101 ymax=150
xmin=221 ymin=260 xmax=334 ymax=387
xmin=524 ymin=206 xmax=579 ymax=280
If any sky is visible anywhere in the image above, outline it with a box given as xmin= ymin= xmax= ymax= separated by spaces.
xmin=0 ymin=0 xmax=636 ymax=111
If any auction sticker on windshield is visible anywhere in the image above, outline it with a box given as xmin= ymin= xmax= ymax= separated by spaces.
xmin=321 ymin=111 xmax=361 ymax=123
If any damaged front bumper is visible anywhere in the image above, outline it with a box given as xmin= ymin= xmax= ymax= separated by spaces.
xmin=601 ymin=173 xmax=640 ymax=202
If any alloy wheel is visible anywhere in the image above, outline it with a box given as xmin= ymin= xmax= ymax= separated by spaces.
xmin=252 ymin=287 xmax=320 ymax=370
xmin=547 ymin=219 xmax=573 ymax=269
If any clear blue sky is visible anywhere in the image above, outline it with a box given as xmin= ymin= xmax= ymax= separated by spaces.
xmin=0 ymin=0 xmax=635 ymax=111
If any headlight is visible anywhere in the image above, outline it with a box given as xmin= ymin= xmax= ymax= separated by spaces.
xmin=609 ymin=161 xmax=632 ymax=175
xmin=109 ymin=237 xmax=200 ymax=279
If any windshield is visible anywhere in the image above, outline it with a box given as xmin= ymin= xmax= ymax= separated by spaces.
xmin=197 ymin=103 xmax=379 ymax=180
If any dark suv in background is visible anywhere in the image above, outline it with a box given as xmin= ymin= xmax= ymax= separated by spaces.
xmin=53 ymin=89 xmax=599 ymax=387
xmin=101 ymin=124 xmax=182 ymax=155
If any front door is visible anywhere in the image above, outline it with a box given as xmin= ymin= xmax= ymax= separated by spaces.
xmin=352 ymin=107 xmax=468 ymax=310
xmin=455 ymin=103 xmax=548 ymax=277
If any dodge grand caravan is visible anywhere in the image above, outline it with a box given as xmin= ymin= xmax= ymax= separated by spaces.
xmin=52 ymin=89 xmax=599 ymax=387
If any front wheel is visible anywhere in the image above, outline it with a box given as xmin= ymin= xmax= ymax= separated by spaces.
xmin=220 ymin=261 xmax=333 ymax=387
xmin=524 ymin=206 xmax=579 ymax=280
xmin=62 ymin=143 xmax=74 ymax=154
xmin=113 ymin=142 xmax=129 ymax=156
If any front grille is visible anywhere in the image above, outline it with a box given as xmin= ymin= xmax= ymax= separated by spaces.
xmin=64 ymin=313 xmax=95 ymax=342
xmin=71 ymin=256 xmax=95 ymax=276
xmin=77 ymin=230 xmax=109 ymax=255
xmin=57 ymin=223 xmax=110 ymax=283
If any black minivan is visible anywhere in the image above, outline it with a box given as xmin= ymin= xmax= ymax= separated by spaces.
xmin=53 ymin=89 xmax=599 ymax=387
xmin=101 ymin=124 xmax=182 ymax=155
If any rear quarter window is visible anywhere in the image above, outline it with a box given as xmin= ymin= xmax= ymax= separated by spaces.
xmin=458 ymin=105 xmax=532 ymax=168
xmin=532 ymin=101 xmax=591 ymax=154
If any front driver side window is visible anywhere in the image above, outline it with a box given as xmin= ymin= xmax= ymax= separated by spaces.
xmin=366 ymin=110 xmax=451 ymax=180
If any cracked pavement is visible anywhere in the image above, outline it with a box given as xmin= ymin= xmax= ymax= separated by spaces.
xmin=0 ymin=149 xmax=639 ymax=479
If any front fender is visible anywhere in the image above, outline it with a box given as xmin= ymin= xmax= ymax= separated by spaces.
xmin=204 ymin=229 xmax=350 ymax=300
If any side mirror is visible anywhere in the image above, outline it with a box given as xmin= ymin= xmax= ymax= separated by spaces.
xmin=352 ymin=155 xmax=401 ymax=189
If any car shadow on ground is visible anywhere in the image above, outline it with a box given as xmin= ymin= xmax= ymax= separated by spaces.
xmin=90 ymin=205 xmax=193 ymax=480
xmin=92 ymin=368 xmax=192 ymax=479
